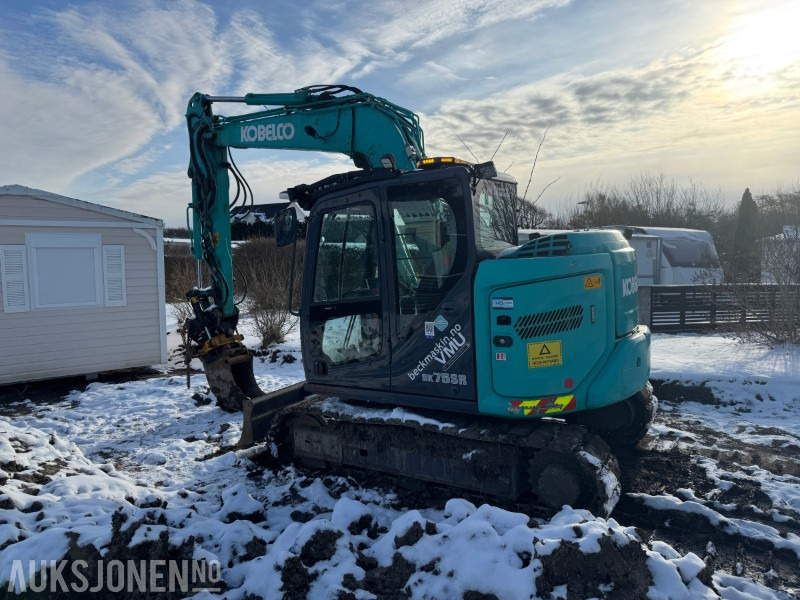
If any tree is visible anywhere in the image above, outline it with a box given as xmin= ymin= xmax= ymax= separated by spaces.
xmin=732 ymin=188 xmax=760 ymax=282
xmin=517 ymin=198 xmax=552 ymax=229
xmin=560 ymin=173 xmax=725 ymax=232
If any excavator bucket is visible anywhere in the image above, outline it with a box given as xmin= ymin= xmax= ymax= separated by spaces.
xmin=198 ymin=342 xmax=266 ymax=412
xmin=196 ymin=339 xmax=309 ymax=446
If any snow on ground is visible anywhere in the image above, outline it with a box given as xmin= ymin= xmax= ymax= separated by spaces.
xmin=649 ymin=333 xmax=800 ymax=520
xmin=0 ymin=321 xmax=798 ymax=598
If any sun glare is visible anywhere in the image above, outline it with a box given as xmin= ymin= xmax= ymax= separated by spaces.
xmin=716 ymin=2 xmax=800 ymax=91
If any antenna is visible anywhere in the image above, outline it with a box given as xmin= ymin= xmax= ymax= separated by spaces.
xmin=489 ymin=131 xmax=508 ymax=161
xmin=533 ymin=176 xmax=561 ymax=204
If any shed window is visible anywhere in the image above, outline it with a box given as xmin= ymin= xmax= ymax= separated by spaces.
xmin=0 ymin=234 xmax=126 ymax=312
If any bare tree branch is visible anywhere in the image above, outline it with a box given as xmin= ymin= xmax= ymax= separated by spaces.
xmin=533 ymin=176 xmax=561 ymax=205
xmin=522 ymin=127 xmax=549 ymax=202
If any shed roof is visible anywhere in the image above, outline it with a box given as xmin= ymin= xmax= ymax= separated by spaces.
xmin=1 ymin=184 xmax=163 ymax=227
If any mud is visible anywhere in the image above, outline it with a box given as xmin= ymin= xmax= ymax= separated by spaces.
xmin=3 ymin=371 xmax=799 ymax=597
xmin=612 ymin=380 xmax=800 ymax=596
xmin=0 ymin=367 xmax=177 ymax=415
xmin=537 ymin=536 xmax=653 ymax=599
xmin=277 ymin=509 xmax=661 ymax=600
xmin=300 ymin=379 xmax=800 ymax=598
xmin=0 ymin=511 xmax=218 ymax=600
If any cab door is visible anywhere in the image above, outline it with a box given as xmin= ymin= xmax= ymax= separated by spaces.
xmin=383 ymin=172 xmax=478 ymax=404
xmin=301 ymin=187 xmax=391 ymax=390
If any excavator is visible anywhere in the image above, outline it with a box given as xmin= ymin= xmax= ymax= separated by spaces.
xmin=184 ymin=85 xmax=655 ymax=517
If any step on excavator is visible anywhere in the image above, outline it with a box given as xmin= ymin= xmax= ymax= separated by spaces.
xmin=184 ymin=85 xmax=656 ymax=517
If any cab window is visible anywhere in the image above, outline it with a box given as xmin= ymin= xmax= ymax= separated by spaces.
xmin=311 ymin=204 xmax=381 ymax=365
xmin=387 ymin=178 xmax=468 ymax=332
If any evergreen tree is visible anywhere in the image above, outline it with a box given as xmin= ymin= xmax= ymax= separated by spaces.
xmin=733 ymin=188 xmax=760 ymax=281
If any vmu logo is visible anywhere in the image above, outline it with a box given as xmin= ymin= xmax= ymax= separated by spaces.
xmin=240 ymin=123 xmax=295 ymax=143
xmin=622 ymin=276 xmax=638 ymax=297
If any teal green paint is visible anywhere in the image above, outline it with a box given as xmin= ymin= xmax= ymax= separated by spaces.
xmin=185 ymin=89 xmax=426 ymax=319
xmin=214 ymin=93 xmax=423 ymax=171
xmin=473 ymin=230 xmax=650 ymax=418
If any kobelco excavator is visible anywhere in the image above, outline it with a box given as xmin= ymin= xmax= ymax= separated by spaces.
xmin=184 ymin=85 xmax=655 ymax=517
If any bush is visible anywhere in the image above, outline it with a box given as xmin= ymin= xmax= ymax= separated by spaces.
xmin=163 ymin=235 xmax=305 ymax=347
xmin=562 ymin=173 xmax=725 ymax=230
xmin=232 ymin=237 xmax=305 ymax=347
xmin=164 ymin=241 xmax=198 ymax=303
xmin=249 ymin=309 xmax=296 ymax=348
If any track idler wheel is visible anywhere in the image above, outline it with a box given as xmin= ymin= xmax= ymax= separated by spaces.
xmin=576 ymin=385 xmax=658 ymax=447
xmin=535 ymin=459 xmax=583 ymax=509
xmin=528 ymin=428 xmax=621 ymax=517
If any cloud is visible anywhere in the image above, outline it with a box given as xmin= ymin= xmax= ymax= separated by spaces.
xmin=418 ymin=43 xmax=800 ymax=206
xmin=78 ymin=155 xmax=354 ymax=226
xmin=48 ymin=2 xmax=229 ymax=128
xmin=112 ymin=146 xmax=172 ymax=176
xmin=357 ymin=0 xmax=570 ymax=54
xmin=2 ymin=0 xmax=797 ymax=223
xmin=291 ymin=0 xmax=572 ymax=81
xmin=0 ymin=53 xmax=161 ymax=190
xmin=0 ymin=0 xmax=575 ymax=205
xmin=0 ymin=1 xmax=228 ymax=191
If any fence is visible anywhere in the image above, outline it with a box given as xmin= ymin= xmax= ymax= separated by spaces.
xmin=639 ymin=284 xmax=800 ymax=332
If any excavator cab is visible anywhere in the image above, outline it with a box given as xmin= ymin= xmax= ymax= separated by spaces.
xmin=266 ymin=162 xmax=497 ymax=405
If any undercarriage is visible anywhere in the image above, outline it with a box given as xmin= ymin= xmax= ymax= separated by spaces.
xmin=198 ymin=342 xmax=654 ymax=517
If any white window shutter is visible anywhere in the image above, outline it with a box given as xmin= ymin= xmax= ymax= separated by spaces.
xmin=103 ymin=245 xmax=126 ymax=307
xmin=0 ymin=245 xmax=30 ymax=313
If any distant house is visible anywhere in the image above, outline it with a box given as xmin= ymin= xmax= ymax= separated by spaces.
xmin=0 ymin=185 xmax=166 ymax=385
xmin=760 ymin=225 xmax=800 ymax=285
xmin=230 ymin=203 xmax=306 ymax=224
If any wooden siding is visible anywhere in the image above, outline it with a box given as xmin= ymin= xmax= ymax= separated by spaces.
xmin=0 ymin=194 xmax=164 ymax=385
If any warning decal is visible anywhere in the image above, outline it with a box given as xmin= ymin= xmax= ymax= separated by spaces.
xmin=584 ymin=275 xmax=602 ymax=290
xmin=527 ymin=340 xmax=563 ymax=369
xmin=510 ymin=395 xmax=576 ymax=416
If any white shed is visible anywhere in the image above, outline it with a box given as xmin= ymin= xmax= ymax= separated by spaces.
xmin=0 ymin=185 xmax=166 ymax=385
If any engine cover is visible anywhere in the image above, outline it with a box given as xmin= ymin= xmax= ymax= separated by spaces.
xmin=489 ymin=272 xmax=608 ymax=399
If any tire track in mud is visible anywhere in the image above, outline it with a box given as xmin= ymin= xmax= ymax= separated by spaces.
xmin=613 ymin=381 xmax=800 ymax=596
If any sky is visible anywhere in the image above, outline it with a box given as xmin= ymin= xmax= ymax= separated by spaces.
xmin=1 ymin=0 xmax=799 ymax=226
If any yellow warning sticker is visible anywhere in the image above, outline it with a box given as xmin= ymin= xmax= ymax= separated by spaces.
xmin=527 ymin=340 xmax=563 ymax=369
xmin=584 ymin=275 xmax=602 ymax=290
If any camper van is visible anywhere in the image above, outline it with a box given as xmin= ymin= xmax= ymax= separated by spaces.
xmin=518 ymin=226 xmax=723 ymax=285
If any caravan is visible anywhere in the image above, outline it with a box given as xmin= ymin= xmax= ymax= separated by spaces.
xmin=519 ymin=226 xmax=723 ymax=285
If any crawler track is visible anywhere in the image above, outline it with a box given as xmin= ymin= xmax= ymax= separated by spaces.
xmin=265 ymin=396 xmax=621 ymax=517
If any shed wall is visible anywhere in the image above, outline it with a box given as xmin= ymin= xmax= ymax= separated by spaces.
xmin=0 ymin=193 xmax=165 ymax=385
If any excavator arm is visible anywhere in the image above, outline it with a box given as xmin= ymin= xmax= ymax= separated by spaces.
xmin=183 ymin=85 xmax=425 ymax=409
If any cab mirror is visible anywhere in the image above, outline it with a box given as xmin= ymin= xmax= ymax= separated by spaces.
xmin=275 ymin=207 xmax=298 ymax=247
